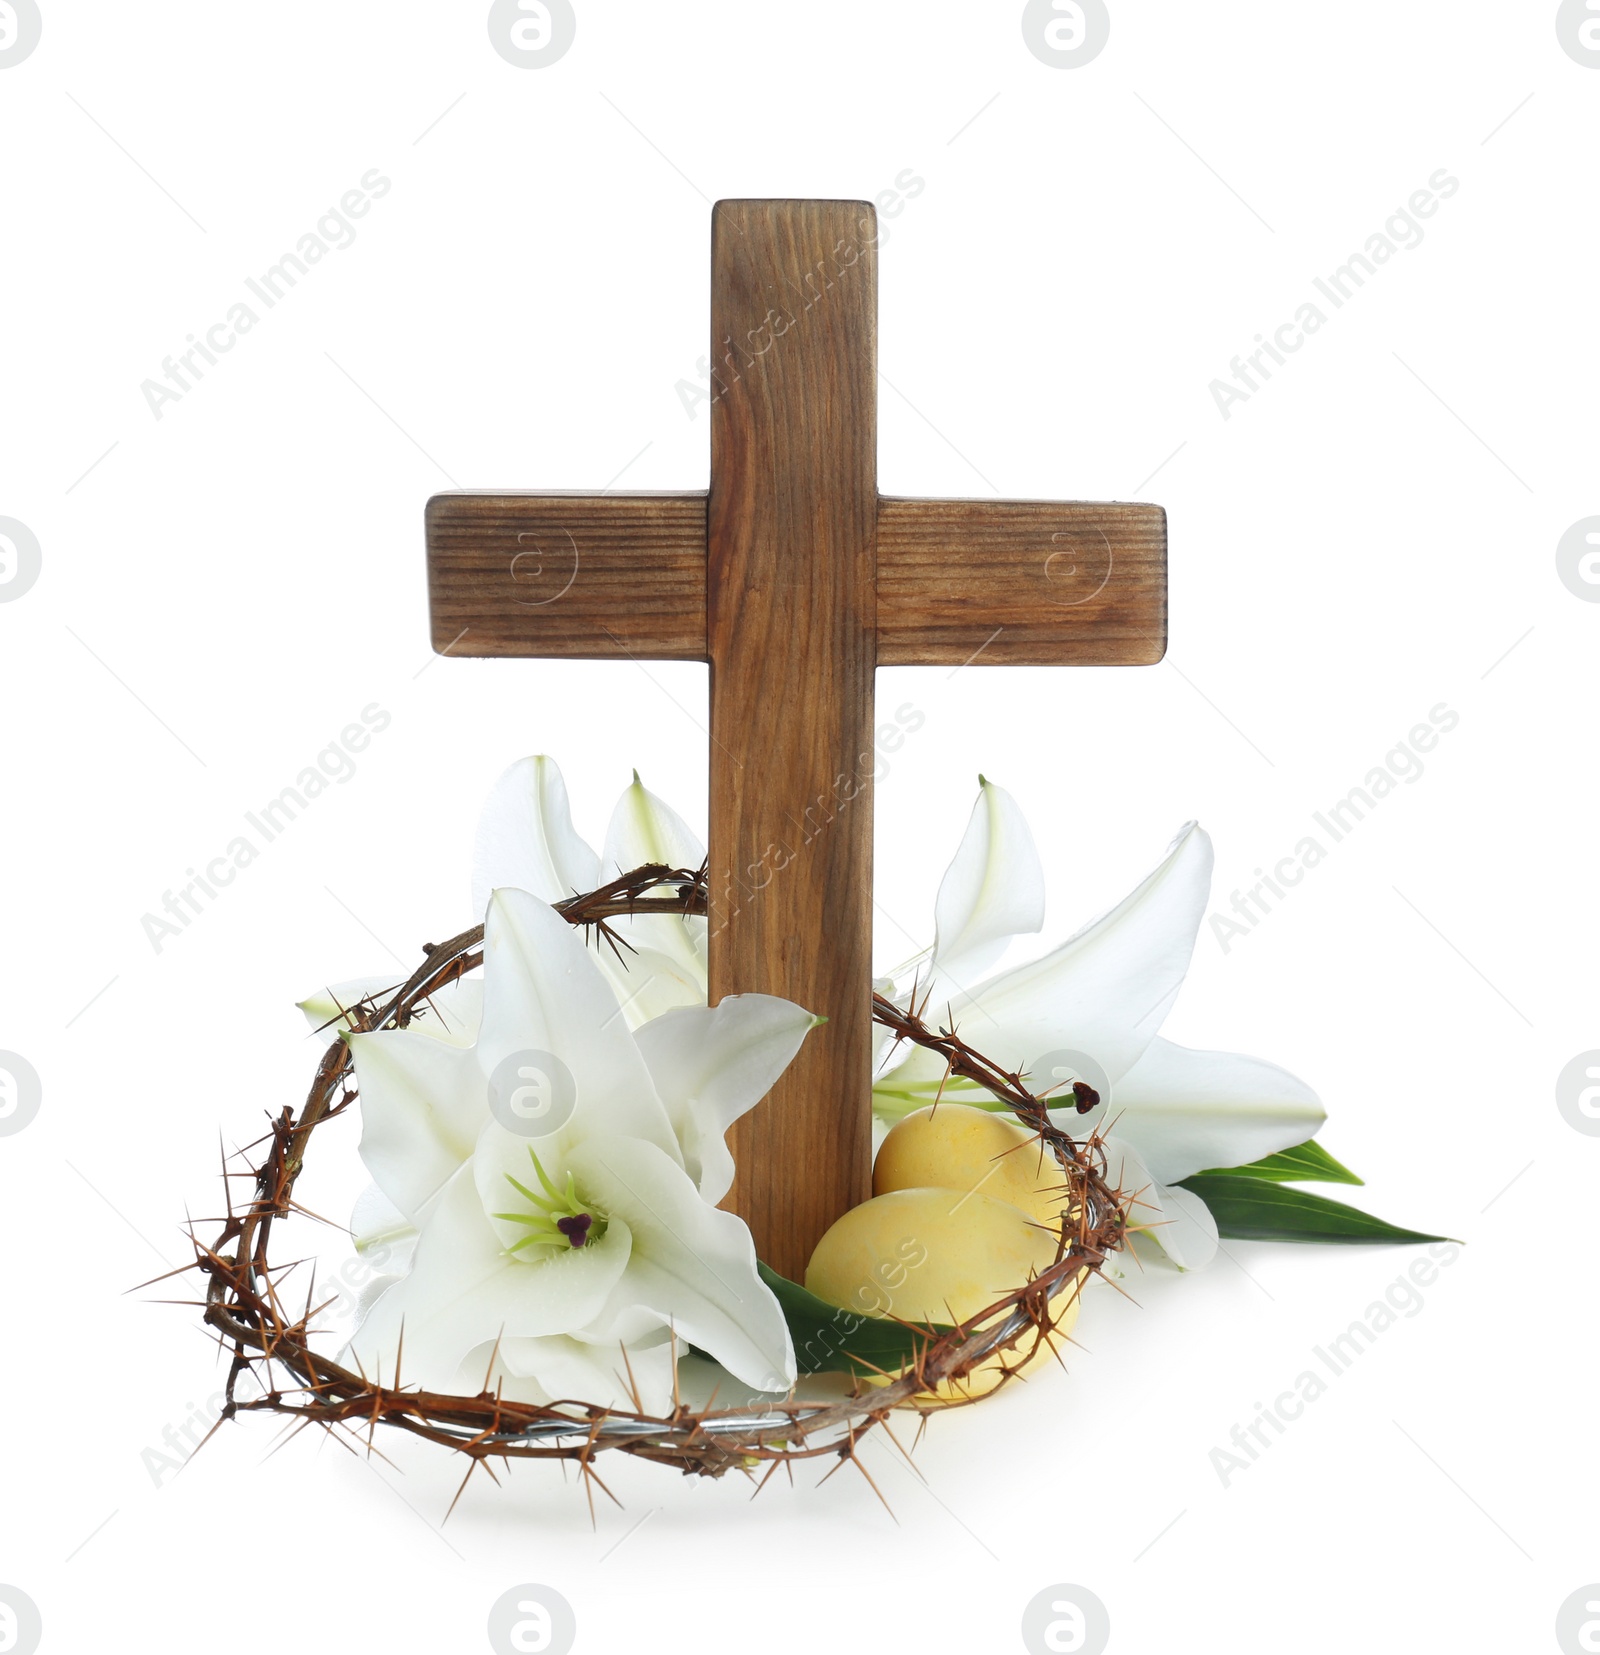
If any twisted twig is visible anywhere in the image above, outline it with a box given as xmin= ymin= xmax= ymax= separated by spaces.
xmin=184 ymin=867 xmax=1129 ymax=1494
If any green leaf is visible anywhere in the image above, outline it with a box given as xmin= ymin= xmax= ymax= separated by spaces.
xmin=1197 ymin=1138 xmax=1365 ymax=1186
xmin=757 ymin=1263 xmax=951 ymax=1379
xmin=1177 ymin=1175 xmax=1452 ymax=1247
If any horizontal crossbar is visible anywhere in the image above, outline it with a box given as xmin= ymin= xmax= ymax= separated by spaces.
xmin=426 ymin=492 xmax=1166 ymax=665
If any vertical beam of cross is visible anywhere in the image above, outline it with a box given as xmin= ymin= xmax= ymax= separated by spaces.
xmin=707 ymin=201 xmax=879 ymax=1276
xmin=425 ymin=198 xmax=1168 ymax=1282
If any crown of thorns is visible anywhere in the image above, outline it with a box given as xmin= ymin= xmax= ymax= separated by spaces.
xmin=178 ymin=865 xmax=1131 ymax=1512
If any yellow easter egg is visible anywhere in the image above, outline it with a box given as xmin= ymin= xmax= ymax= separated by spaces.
xmin=804 ymin=1187 xmax=1081 ymax=1403
xmin=874 ymin=1103 xmax=1070 ymax=1230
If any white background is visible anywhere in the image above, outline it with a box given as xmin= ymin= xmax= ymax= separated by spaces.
xmin=1 ymin=4 xmax=1595 ymax=1652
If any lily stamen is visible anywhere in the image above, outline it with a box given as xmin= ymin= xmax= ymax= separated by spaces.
xmin=495 ymin=1148 xmax=605 ymax=1253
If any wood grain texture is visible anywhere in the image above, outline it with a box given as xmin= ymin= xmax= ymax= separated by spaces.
xmin=426 ymin=492 xmax=708 ymax=659
xmin=876 ymin=498 xmax=1167 ymax=666
xmin=420 ymin=199 xmax=1173 ymax=1284
xmin=709 ymin=200 xmax=879 ymax=1280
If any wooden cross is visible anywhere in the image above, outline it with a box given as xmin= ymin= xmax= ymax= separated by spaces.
xmin=426 ymin=200 xmax=1166 ymax=1281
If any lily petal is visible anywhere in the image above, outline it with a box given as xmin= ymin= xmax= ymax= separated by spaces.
xmin=348 ymin=1165 xmax=632 ymax=1389
xmin=472 ymin=755 xmax=600 ymax=918
xmin=593 ymin=940 xmax=709 ymax=1028
xmin=298 ymin=977 xmax=404 ymax=1041
xmin=408 ymin=978 xmax=484 ymax=1047
xmin=350 ymin=1183 xmax=418 ymax=1270
xmin=567 ymin=1136 xmax=796 ymax=1392
xmin=301 ymin=978 xmax=481 ymax=1045
xmin=475 ymin=1330 xmax=677 ymax=1413
xmin=1082 ymin=1037 xmax=1326 ymax=1185
xmin=1104 ymin=1136 xmax=1219 ymax=1271
xmin=599 ymin=774 xmax=709 ymax=1016
xmin=633 ymin=994 xmax=820 ymax=1203
xmin=341 ymin=1184 xmax=418 ymax=1325
xmin=602 ymin=773 xmax=706 ymax=876
xmin=932 ymin=777 xmax=1046 ymax=984
xmin=478 ymin=887 xmax=681 ymax=1159
xmin=348 ymin=1029 xmax=488 ymax=1225
xmin=888 ymin=821 xmax=1213 ymax=1093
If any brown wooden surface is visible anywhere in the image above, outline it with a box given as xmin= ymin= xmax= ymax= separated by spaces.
xmin=422 ymin=197 xmax=1174 ymax=1284
xmin=876 ymin=497 xmax=1167 ymax=666
xmin=425 ymin=492 xmax=708 ymax=659
xmin=426 ymin=492 xmax=1165 ymax=666
xmin=709 ymin=200 xmax=879 ymax=1280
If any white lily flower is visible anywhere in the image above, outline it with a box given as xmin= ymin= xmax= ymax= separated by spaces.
xmin=296 ymin=982 xmax=482 ymax=1305
xmin=473 ymin=756 xmax=708 ymax=1027
xmin=341 ymin=886 xmax=819 ymax=1410
xmin=1103 ymin=1137 xmax=1220 ymax=1272
xmin=874 ymin=778 xmax=1325 ymax=1269
xmin=298 ymin=977 xmax=482 ymax=1048
xmin=300 ymin=757 xmax=705 ymax=1049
